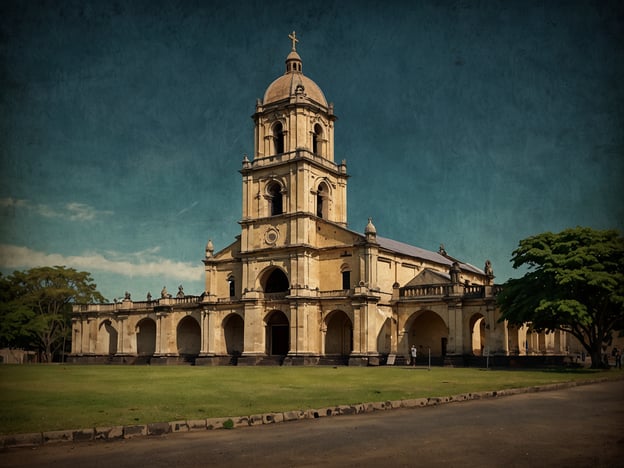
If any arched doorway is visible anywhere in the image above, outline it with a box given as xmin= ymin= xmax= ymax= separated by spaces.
xmin=223 ymin=313 xmax=244 ymax=356
xmin=97 ymin=320 xmax=117 ymax=355
xmin=136 ymin=318 xmax=156 ymax=356
xmin=325 ymin=310 xmax=353 ymax=355
xmin=408 ymin=310 xmax=448 ymax=358
xmin=177 ymin=316 xmax=201 ymax=356
xmin=266 ymin=310 xmax=289 ymax=356
xmin=469 ymin=313 xmax=486 ymax=356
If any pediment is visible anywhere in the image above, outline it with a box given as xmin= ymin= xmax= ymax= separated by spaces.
xmin=404 ymin=268 xmax=450 ymax=287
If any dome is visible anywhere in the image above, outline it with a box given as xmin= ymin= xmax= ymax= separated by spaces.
xmin=263 ymin=74 xmax=327 ymax=107
xmin=263 ymin=44 xmax=328 ymax=107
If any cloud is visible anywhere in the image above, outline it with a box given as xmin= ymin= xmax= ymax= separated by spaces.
xmin=0 ymin=244 xmax=203 ymax=281
xmin=177 ymin=201 xmax=199 ymax=216
xmin=0 ymin=197 xmax=113 ymax=221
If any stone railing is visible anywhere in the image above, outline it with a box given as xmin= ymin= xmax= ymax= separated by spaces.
xmin=399 ymin=284 xmax=500 ymax=299
xmin=400 ymin=284 xmax=452 ymax=298
xmin=263 ymin=292 xmax=289 ymax=301
xmin=248 ymin=149 xmax=346 ymax=174
xmin=73 ymin=296 xmax=202 ymax=313
xmin=319 ymin=289 xmax=352 ymax=298
xmin=462 ymin=285 xmax=485 ymax=298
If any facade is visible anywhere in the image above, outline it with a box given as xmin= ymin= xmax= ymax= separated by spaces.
xmin=71 ymin=35 xmax=572 ymax=366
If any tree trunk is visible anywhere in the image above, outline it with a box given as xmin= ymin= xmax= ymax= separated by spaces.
xmin=589 ymin=350 xmax=602 ymax=369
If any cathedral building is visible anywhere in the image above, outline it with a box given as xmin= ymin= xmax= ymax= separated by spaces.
xmin=71 ymin=34 xmax=570 ymax=366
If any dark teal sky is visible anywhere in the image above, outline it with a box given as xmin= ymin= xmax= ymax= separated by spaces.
xmin=1 ymin=0 xmax=623 ymax=300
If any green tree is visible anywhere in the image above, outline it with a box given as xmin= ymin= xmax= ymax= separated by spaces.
xmin=497 ymin=227 xmax=624 ymax=368
xmin=0 ymin=267 xmax=106 ymax=362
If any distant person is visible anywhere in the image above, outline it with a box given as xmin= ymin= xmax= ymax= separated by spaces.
xmin=410 ymin=345 xmax=417 ymax=367
xmin=614 ymin=348 xmax=622 ymax=369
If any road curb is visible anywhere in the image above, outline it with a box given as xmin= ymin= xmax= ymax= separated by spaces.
xmin=1 ymin=376 xmax=620 ymax=449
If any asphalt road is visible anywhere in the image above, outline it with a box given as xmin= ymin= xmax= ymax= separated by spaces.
xmin=2 ymin=379 xmax=623 ymax=468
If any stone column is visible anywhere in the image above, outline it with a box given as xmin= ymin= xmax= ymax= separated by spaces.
xmin=87 ymin=317 xmax=97 ymax=354
xmin=486 ymin=304 xmax=508 ymax=355
xmin=390 ymin=310 xmax=398 ymax=354
xmin=70 ymin=318 xmax=81 ymax=354
xmin=242 ymin=302 xmax=264 ymax=356
xmin=351 ymin=304 xmax=364 ymax=355
xmin=116 ymin=315 xmax=128 ymax=355
xmin=447 ymin=300 xmax=463 ymax=355
xmin=199 ymin=308 xmax=213 ymax=356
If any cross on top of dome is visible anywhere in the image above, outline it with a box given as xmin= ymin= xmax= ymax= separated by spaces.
xmin=288 ymin=31 xmax=298 ymax=51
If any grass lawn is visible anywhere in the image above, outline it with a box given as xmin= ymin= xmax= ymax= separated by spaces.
xmin=0 ymin=364 xmax=618 ymax=435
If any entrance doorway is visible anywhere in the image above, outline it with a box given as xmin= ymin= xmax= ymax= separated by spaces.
xmin=266 ymin=311 xmax=289 ymax=355
xmin=325 ymin=310 xmax=353 ymax=356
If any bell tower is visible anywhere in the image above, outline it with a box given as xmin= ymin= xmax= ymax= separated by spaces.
xmin=240 ymin=32 xmax=349 ymax=257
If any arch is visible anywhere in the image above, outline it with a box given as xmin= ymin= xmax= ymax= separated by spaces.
xmin=406 ymin=310 xmax=448 ymax=358
xmin=324 ymin=310 xmax=353 ymax=355
xmin=312 ymin=123 xmax=324 ymax=155
xmin=265 ymin=310 xmax=289 ymax=355
xmin=469 ymin=313 xmax=486 ymax=356
xmin=223 ymin=313 xmax=244 ymax=356
xmin=261 ymin=267 xmax=290 ymax=294
xmin=273 ymin=122 xmax=284 ymax=154
xmin=176 ymin=316 xmax=201 ymax=356
xmin=267 ymin=181 xmax=283 ymax=216
xmin=97 ymin=320 xmax=117 ymax=355
xmin=377 ymin=317 xmax=392 ymax=354
xmin=136 ymin=318 xmax=156 ymax=356
xmin=316 ymin=181 xmax=329 ymax=219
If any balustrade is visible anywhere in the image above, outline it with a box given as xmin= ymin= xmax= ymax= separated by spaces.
xmin=319 ymin=289 xmax=352 ymax=297
xmin=400 ymin=284 xmax=450 ymax=297
xmin=250 ymin=150 xmax=339 ymax=173
xmin=399 ymin=284 xmax=497 ymax=299
xmin=73 ymin=295 xmax=202 ymax=314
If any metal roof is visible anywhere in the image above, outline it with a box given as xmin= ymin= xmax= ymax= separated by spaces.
xmin=376 ymin=236 xmax=484 ymax=275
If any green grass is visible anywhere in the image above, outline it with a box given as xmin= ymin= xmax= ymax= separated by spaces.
xmin=0 ymin=365 xmax=618 ymax=435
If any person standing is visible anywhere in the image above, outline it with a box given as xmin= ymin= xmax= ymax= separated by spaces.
xmin=410 ymin=344 xmax=417 ymax=367
xmin=615 ymin=348 xmax=622 ymax=369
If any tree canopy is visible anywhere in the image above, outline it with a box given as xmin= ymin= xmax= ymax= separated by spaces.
xmin=0 ymin=266 xmax=106 ymax=362
xmin=497 ymin=227 xmax=624 ymax=368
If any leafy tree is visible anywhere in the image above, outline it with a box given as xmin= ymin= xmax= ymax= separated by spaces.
xmin=0 ymin=267 xmax=106 ymax=362
xmin=497 ymin=227 xmax=624 ymax=368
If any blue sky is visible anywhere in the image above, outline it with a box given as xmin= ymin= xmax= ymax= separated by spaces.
xmin=1 ymin=0 xmax=622 ymax=301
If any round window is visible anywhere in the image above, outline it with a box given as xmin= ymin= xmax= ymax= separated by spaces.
xmin=265 ymin=228 xmax=279 ymax=245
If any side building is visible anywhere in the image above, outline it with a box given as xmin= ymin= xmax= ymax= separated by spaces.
xmin=71 ymin=36 xmax=571 ymax=366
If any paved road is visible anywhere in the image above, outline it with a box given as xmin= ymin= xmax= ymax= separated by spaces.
xmin=2 ymin=379 xmax=623 ymax=468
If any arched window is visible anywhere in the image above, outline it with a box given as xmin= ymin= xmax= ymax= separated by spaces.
xmin=227 ymin=275 xmax=235 ymax=298
xmin=268 ymin=182 xmax=283 ymax=216
xmin=316 ymin=182 xmax=328 ymax=219
xmin=312 ymin=124 xmax=323 ymax=155
xmin=264 ymin=269 xmax=289 ymax=293
xmin=273 ymin=122 xmax=284 ymax=154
